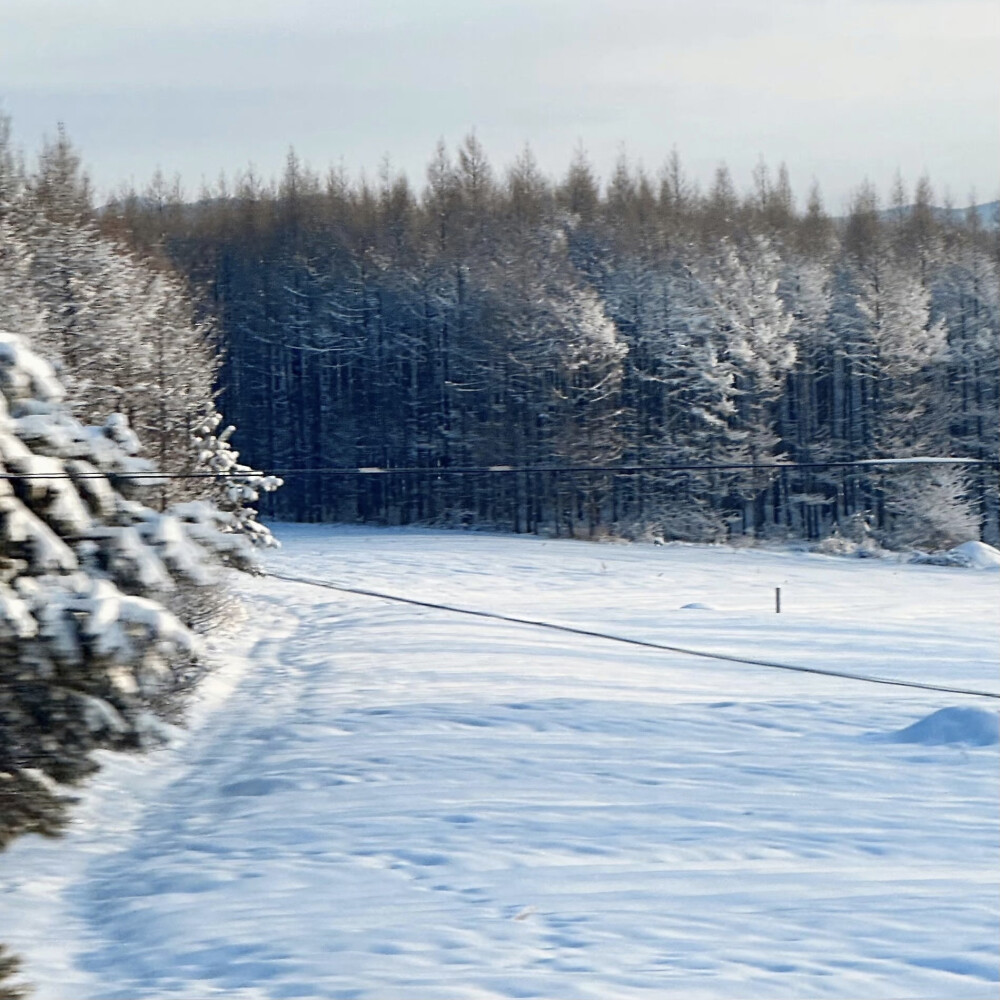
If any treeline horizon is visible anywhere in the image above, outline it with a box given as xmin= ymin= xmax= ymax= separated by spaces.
xmin=76 ymin=133 xmax=997 ymax=224
xmin=92 ymin=135 xmax=1000 ymax=546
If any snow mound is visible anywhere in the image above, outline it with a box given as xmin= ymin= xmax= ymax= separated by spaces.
xmin=949 ymin=541 xmax=1000 ymax=570
xmin=886 ymin=707 xmax=999 ymax=747
xmin=680 ymin=602 xmax=716 ymax=610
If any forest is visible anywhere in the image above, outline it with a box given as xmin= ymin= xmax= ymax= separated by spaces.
xmin=106 ymin=137 xmax=1000 ymax=548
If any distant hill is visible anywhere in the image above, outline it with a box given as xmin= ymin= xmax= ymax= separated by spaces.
xmin=878 ymin=200 xmax=999 ymax=229
xmin=940 ymin=200 xmax=999 ymax=228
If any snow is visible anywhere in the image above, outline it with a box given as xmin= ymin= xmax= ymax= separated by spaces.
xmin=0 ymin=525 xmax=997 ymax=999
xmin=950 ymin=541 xmax=1000 ymax=570
xmin=0 ymin=331 xmax=65 ymax=403
xmin=884 ymin=707 xmax=1000 ymax=747
xmin=77 ymin=694 xmax=129 ymax=736
xmin=0 ymin=500 xmax=80 ymax=572
xmin=0 ymin=585 xmax=36 ymax=639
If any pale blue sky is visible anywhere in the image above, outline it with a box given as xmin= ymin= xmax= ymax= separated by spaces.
xmin=2 ymin=0 xmax=997 ymax=210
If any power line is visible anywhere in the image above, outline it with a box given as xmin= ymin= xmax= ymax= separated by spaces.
xmin=0 ymin=470 xmax=274 ymax=481
xmin=241 ymin=458 xmax=1000 ymax=475
xmin=266 ymin=571 xmax=1000 ymax=702
xmin=339 ymin=458 xmax=998 ymax=475
xmin=1 ymin=456 xmax=995 ymax=481
xmin=5 ymin=567 xmax=996 ymax=776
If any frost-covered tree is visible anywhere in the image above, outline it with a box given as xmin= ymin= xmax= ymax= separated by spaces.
xmin=881 ymin=463 xmax=979 ymax=550
xmin=610 ymin=254 xmax=737 ymax=541
xmin=844 ymin=193 xmax=973 ymax=547
xmin=704 ymin=236 xmax=796 ymax=534
xmin=708 ymin=237 xmax=795 ymax=459
xmin=0 ymin=117 xmax=278 ymax=546
xmin=931 ymin=214 xmax=1000 ymax=543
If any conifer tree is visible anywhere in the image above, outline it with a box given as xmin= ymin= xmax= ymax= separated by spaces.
xmin=0 ymin=329 xmax=260 ymax=841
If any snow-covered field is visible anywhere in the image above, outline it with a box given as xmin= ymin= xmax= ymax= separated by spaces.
xmin=1 ymin=525 xmax=998 ymax=999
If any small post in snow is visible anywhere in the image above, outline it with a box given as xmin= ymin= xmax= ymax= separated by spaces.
xmin=775 ymin=587 xmax=781 ymax=614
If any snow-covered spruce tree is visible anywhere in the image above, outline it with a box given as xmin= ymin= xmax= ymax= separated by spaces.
xmin=0 ymin=331 xmax=256 ymax=843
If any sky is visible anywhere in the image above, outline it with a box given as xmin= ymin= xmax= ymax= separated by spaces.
xmin=2 ymin=0 xmax=998 ymax=212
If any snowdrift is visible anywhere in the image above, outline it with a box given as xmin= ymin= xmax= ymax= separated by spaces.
xmin=949 ymin=541 xmax=1000 ymax=570
xmin=886 ymin=707 xmax=1000 ymax=747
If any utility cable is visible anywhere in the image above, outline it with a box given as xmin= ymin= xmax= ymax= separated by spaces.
xmin=267 ymin=570 xmax=1000 ymax=702
xmin=4 ymin=568 xmax=996 ymax=776
xmin=1 ymin=456 xmax=996 ymax=481
xmin=276 ymin=458 xmax=998 ymax=475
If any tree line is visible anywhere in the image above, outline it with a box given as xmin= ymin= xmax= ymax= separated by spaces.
xmin=105 ymin=138 xmax=999 ymax=548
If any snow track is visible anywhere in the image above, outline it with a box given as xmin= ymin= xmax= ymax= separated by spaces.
xmin=1 ymin=525 xmax=998 ymax=998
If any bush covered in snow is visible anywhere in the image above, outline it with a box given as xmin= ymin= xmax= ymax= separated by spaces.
xmin=0 ymin=332 xmax=259 ymax=844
